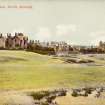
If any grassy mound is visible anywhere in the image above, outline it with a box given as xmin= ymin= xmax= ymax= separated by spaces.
xmin=0 ymin=50 xmax=105 ymax=90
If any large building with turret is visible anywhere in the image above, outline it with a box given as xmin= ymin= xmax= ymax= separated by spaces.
xmin=0 ymin=33 xmax=28 ymax=49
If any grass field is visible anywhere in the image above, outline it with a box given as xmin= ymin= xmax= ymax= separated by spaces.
xmin=0 ymin=50 xmax=105 ymax=90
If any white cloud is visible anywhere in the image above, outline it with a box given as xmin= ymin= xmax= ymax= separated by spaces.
xmin=35 ymin=27 xmax=52 ymax=41
xmin=90 ymin=31 xmax=105 ymax=45
xmin=34 ymin=24 xmax=79 ymax=42
xmin=56 ymin=24 xmax=78 ymax=36
xmin=90 ymin=31 xmax=105 ymax=37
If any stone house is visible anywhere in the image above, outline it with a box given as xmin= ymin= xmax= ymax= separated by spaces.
xmin=0 ymin=33 xmax=6 ymax=48
xmin=13 ymin=33 xmax=28 ymax=49
xmin=49 ymin=41 xmax=71 ymax=56
xmin=98 ymin=41 xmax=105 ymax=52
xmin=5 ymin=33 xmax=28 ymax=49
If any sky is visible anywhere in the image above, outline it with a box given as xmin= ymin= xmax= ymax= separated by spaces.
xmin=0 ymin=0 xmax=105 ymax=45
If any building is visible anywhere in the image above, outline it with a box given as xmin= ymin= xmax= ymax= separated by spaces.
xmin=0 ymin=33 xmax=28 ymax=49
xmin=98 ymin=41 xmax=105 ymax=52
xmin=5 ymin=33 xmax=28 ymax=49
xmin=49 ymin=41 xmax=72 ymax=56
xmin=0 ymin=33 xmax=6 ymax=49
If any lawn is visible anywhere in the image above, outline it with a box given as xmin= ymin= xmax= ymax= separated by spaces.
xmin=0 ymin=50 xmax=105 ymax=90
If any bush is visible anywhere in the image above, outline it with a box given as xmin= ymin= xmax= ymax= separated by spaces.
xmin=71 ymin=90 xmax=78 ymax=97
xmin=29 ymin=91 xmax=50 ymax=100
xmin=27 ymin=44 xmax=55 ymax=55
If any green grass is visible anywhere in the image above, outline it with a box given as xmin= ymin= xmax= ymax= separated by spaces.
xmin=0 ymin=50 xmax=105 ymax=90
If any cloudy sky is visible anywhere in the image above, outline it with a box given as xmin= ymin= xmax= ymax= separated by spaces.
xmin=0 ymin=0 xmax=105 ymax=45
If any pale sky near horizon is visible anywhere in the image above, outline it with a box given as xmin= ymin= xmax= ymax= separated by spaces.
xmin=0 ymin=0 xmax=105 ymax=45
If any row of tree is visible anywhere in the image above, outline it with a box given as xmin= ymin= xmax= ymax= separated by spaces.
xmin=27 ymin=43 xmax=55 ymax=55
xmin=80 ymin=48 xmax=105 ymax=54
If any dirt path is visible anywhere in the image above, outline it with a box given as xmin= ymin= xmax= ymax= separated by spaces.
xmin=55 ymin=92 xmax=105 ymax=105
xmin=0 ymin=91 xmax=35 ymax=105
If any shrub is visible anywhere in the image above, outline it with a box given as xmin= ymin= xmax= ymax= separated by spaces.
xmin=29 ymin=91 xmax=50 ymax=100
